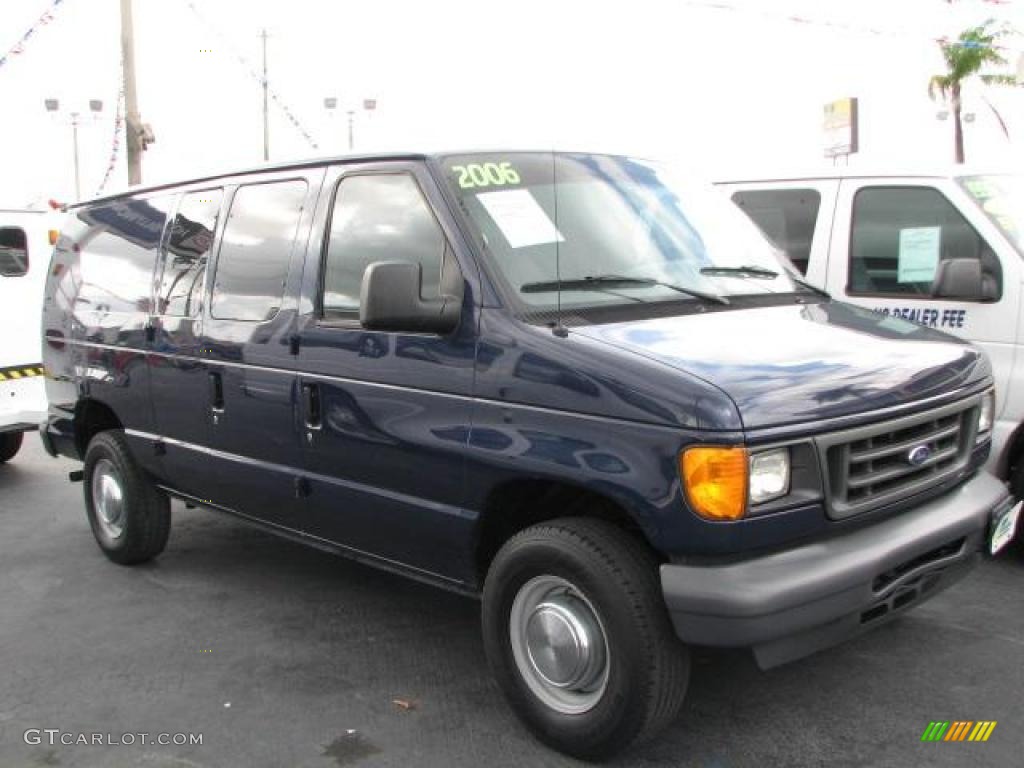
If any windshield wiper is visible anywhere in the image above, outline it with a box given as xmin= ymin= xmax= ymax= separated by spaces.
xmin=699 ymin=265 xmax=779 ymax=278
xmin=520 ymin=274 xmax=729 ymax=305
xmin=789 ymin=274 xmax=831 ymax=299
xmin=701 ymin=264 xmax=831 ymax=299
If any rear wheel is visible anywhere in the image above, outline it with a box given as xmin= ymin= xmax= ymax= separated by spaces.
xmin=481 ymin=518 xmax=690 ymax=761
xmin=83 ymin=431 xmax=170 ymax=564
xmin=0 ymin=431 xmax=24 ymax=463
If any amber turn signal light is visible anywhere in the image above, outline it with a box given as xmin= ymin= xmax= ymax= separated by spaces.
xmin=680 ymin=446 xmax=748 ymax=521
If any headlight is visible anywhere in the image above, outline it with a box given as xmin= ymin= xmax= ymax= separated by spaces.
xmin=681 ymin=446 xmax=748 ymax=521
xmin=977 ymin=392 xmax=995 ymax=438
xmin=749 ymin=448 xmax=790 ymax=504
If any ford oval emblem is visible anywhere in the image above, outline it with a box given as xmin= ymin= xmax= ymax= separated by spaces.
xmin=907 ymin=444 xmax=932 ymax=466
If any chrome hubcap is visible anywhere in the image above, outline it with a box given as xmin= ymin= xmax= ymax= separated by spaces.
xmin=92 ymin=458 xmax=125 ymax=540
xmin=510 ymin=575 xmax=610 ymax=714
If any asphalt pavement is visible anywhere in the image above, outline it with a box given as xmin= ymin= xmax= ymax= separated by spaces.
xmin=1 ymin=436 xmax=1022 ymax=768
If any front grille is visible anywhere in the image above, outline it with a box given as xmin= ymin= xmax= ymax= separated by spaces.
xmin=820 ymin=398 xmax=979 ymax=519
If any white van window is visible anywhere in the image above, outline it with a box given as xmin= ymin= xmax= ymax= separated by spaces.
xmin=0 ymin=227 xmax=28 ymax=277
xmin=849 ymin=186 xmax=1001 ymax=300
xmin=731 ymin=189 xmax=820 ymax=275
xmin=159 ymin=189 xmax=222 ymax=317
xmin=211 ymin=180 xmax=307 ymax=322
xmin=321 ymin=174 xmax=444 ymax=317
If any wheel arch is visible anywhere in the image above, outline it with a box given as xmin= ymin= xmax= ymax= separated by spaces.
xmin=74 ymin=398 xmax=124 ymax=457
xmin=474 ymin=477 xmax=660 ymax=585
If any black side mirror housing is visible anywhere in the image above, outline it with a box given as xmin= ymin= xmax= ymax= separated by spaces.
xmin=931 ymin=258 xmax=993 ymax=301
xmin=359 ymin=260 xmax=463 ymax=334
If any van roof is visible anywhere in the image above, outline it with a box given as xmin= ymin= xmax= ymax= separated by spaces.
xmin=69 ymin=148 xmax=638 ymax=210
xmin=714 ymin=166 xmax=1013 ymax=185
xmin=68 ymin=151 xmax=434 ymax=210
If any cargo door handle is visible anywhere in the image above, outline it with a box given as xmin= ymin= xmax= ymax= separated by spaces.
xmin=208 ymin=371 xmax=224 ymax=411
xmin=302 ymin=382 xmax=321 ymax=429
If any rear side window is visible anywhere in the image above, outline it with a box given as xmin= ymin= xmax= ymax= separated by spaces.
xmin=211 ymin=180 xmax=307 ymax=322
xmin=731 ymin=188 xmax=820 ymax=275
xmin=0 ymin=227 xmax=29 ymax=276
xmin=77 ymin=196 xmax=173 ymax=312
xmin=159 ymin=189 xmax=222 ymax=317
xmin=321 ymin=174 xmax=445 ymax=317
xmin=849 ymin=186 xmax=1001 ymax=299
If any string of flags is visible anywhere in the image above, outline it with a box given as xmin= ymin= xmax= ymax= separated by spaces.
xmin=0 ymin=0 xmax=65 ymax=72
xmin=183 ymin=0 xmax=319 ymax=151
xmin=95 ymin=79 xmax=126 ymax=197
xmin=681 ymin=0 xmax=1021 ymax=51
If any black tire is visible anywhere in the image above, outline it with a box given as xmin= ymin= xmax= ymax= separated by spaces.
xmin=0 ymin=431 xmax=24 ymax=463
xmin=481 ymin=517 xmax=690 ymax=761
xmin=83 ymin=430 xmax=170 ymax=565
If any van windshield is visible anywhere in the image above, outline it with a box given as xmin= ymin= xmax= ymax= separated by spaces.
xmin=440 ymin=152 xmax=805 ymax=313
xmin=958 ymin=174 xmax=1024 ymax=257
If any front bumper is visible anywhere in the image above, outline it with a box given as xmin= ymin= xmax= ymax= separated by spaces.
xmin=661 ymin=471 xmax=1011 ymax=669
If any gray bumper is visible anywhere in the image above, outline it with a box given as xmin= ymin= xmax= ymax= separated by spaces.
xmin=661 ymin=472 xmax=1012 ymax=669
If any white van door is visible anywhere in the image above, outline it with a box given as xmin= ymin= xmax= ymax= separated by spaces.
xmin=823 ymin=178 xmax=1020 ymax=404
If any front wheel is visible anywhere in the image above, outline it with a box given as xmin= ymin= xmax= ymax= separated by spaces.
xmin=0 ymin=431 xmax=24 ymax=463
xmin=83 ymin=431 xmax=170 ymax=565
xmin=481 ymin=518 xmax=690 ymax=761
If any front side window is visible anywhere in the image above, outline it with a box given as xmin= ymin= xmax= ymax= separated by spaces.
xmin=849 ymin=186 xmax=1001 ymax=300
xmin=731 ymin=188 xmax=821 ymax=275
xmin=159 ymin=189 xmax=222 ymax=316
xmin=321 ymin=173 xmax=445 ymax=317
xmin=211 ymin=180 xmax=307 ymax=322
xmin=442 ymin=152 xmax=802 ymax=315
xmin=0 ymin=227 xmax=28 ymax=277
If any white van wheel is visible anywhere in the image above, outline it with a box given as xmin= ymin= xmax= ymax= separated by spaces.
xmin=0 ymin=431 xmax=23 ymax=463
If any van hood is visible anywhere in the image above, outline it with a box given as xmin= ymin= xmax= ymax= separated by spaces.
xmin=571 ymin=301 xmax=989 ymax=431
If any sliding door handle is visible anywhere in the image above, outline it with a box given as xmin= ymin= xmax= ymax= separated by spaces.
xmin=302 ymin=382 xmax=322 ymax=429
xmin=208 ymin=371 xmax=224 ymax=411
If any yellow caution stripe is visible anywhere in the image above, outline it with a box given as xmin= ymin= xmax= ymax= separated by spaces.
xmin=0 ymin=364 xmax=45 ymax=382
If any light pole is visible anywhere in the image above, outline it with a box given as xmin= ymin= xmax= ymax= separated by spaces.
xmin=324 ymin=96 xmax=377 ymax=152
xmin=46 ymin=98 xmax=103 ymax=201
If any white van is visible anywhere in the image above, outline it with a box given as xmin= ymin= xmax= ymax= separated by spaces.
xmin=716 ymin=170 xmax=1024 ymax=499
xmin=0 ymin=209 xmax=53 ymax=462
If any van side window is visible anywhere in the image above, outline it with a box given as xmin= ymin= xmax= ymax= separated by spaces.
xmin=849 ymin=187 xmax=1001 ymax=300
xmin=77 ymin=196 xmax=174 ymax=312
xmin=731 ymin=189 xmax=820 ymax=275
xmin=0 ymin=227 xmax=29 ymax=277
xmin=210 ymin=180 xmax=307 ymax=322
xmin=159 ymin=189 xmax=222 ymax=316
xmin=321 ymin=174 xmax=444 ymax=317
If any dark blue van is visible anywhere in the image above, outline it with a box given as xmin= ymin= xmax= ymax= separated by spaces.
xmin=40 ymin=152 xmax=1017 ymax=759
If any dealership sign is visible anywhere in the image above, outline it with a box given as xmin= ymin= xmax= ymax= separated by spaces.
xmin=824 ymin=97 xmax=859 ymax=158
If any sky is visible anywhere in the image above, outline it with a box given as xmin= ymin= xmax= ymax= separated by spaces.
xmin=2 ymin=0 xmax=1024 ymax=207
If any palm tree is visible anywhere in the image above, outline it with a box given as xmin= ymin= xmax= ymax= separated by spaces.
xmin=929 ymin=20 xmax=1017 ymax=164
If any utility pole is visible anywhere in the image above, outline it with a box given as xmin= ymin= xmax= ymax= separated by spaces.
xmin=120 ymin=0 xmax=142 ymax=185
xmin=261 ymin=28 xmax=269 ymax=161
xmin=71 ymin=115 xmax=81 ymax=199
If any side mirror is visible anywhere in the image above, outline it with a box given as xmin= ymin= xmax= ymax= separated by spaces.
xmin=359 ymin=260 xmax=463 ymax=334
xmin=931 ymin=258 xmax=991 ymax=301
